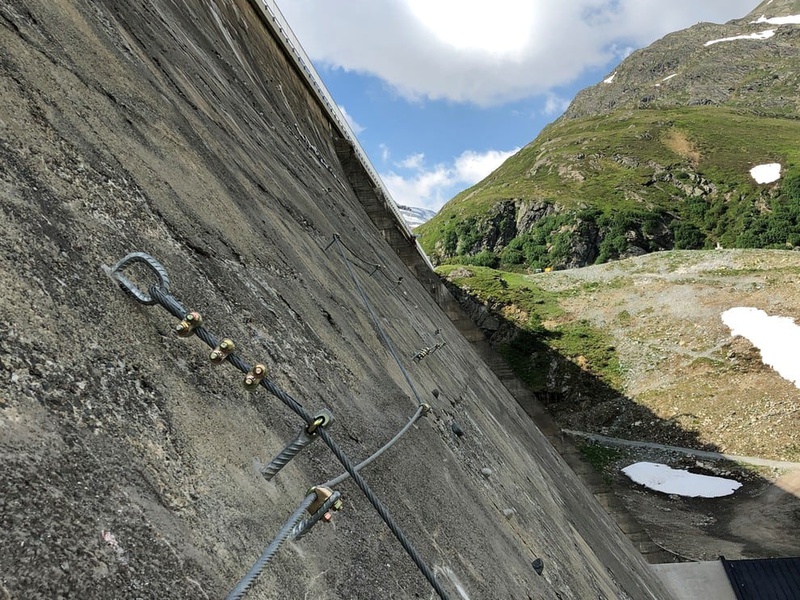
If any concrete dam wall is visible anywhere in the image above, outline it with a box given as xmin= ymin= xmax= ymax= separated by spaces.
xmin=0 ymin=1 xmax=671 ymax=598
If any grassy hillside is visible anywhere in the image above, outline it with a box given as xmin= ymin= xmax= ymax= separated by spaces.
xmin=437 ymin=249 xmax=800 ymax=461
xmin=418 ymin=107 xmax=800 ymax=269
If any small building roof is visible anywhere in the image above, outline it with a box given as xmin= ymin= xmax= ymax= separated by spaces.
xmin=721 ymin=556 xmax=800 ymax=600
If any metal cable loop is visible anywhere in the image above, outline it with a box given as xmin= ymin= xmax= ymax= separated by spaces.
xmin=104 ymin=252 xmax=171 ymax=305
xmin=225 ymin=493 xmax=316 ymax=600
xmin=323 ymin=404 xmax=425 ymax=488
xmin=331 ymin=237 xmax=424 ymax=407
xmin=290 ymin=490 xmax=341 ymax=541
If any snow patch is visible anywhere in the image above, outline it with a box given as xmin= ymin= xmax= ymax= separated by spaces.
xmin=396 ymin=204 xmax=437 ymax=228
xmin=603 ymin=73 xmax=616 ymax=84
xmin=751 ymin=14 xmax=800 ymax=25
xmin=749 ymin=162 xmax=781 ymax=184
xmin=622 ymin=462 xmax=741 ymax=498
xmin=704 ymin=30 xmax=775 ymax=46
xmin=721 ymin=307 xmax=800 ymax=389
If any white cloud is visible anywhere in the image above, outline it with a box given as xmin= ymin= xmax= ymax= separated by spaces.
xmin=381 ymin=147 xmax=518 ymax=210
xmin=337 ymin=104 xmax=365 ymax=134
xmin=453 ymin=149 xmax=517 ymax=182
xmin=543 ymin=94 xmax=572 ymax=116
xmin=378 ymin=143 xmax=390 ymax=162
xmin=397 ymin=152 xmax=425 ymax=169
xmin=277 ymin=0 xmax=755 ymax=106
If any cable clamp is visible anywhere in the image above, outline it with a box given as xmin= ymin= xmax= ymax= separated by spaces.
xmin=306 ymin=486 xmax=341 ymax=515
xmin=243 ymin=364 xmax=268 ymax=391
xmin=291 ymin=488 xmax=343 ymax=540
xmin=209 ymin=339 xmax=235 ymax=364
xmin=175 ymin=311 xmax=203 ymax=338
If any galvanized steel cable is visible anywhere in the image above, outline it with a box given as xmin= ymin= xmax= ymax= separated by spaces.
xmin=107 ymin=253 xmax=450 ymax=600
xmin=225 ymin=493 xmax=316 ymax=600
xmin=330 ymin=236 xmax=424 ymax=407
xmin=323 ymin=403 xmax=426 ymax=488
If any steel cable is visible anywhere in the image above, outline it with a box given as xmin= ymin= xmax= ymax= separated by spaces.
xmin=290 ymin=490 xmax=341 ymax=541
xmin=225 ymin=493 xmax=316 ymax=600
xmin=331 ymin=237 xmax=424 ymax=407
xmin=139 ymin=281 xmax=450 ymax=599
xmin=323 ymin=404 xmax=425 ymax=488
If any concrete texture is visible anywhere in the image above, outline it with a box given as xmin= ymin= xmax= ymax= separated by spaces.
xmin=651 ymin=562 xmax=737 ymax=600
xmin=0 ymin=1 xmax=673 ymax=598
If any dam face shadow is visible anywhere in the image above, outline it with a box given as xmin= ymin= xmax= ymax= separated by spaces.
xmin=437 ymin=275 xmax=800 ymax=562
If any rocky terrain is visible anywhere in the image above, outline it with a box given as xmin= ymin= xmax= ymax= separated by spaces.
xmin=439 ymin=248 xmax=800 ymax=562
xmin=0 ymin=1 xmax=672 ymax=599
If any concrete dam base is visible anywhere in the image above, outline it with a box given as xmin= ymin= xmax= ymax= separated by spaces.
xmin=0 ymin=1 xmax=671 ymax=598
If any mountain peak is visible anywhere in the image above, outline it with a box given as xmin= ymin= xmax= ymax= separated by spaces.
xmin=563 ymin=0 xmax=800 ymax=120
xmin=744 ymin=0 xmax=800 ymax=20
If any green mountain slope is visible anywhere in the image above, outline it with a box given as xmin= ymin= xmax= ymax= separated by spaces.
xmin=418 ymin=0 xmax=800 ymax=270
xmin=436 ymin=249 xmax=800 ymax=461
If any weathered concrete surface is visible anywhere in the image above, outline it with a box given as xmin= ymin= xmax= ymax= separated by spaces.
xmin=651 ymin=562 xmax=737 ymax=600
xmin=0 ymin=1 xmax=673 ymax=598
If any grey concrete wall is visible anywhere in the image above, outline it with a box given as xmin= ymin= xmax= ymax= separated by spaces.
xmin=0 ymin=0 xmax=673 ymax=598
xmin=652 ymin=562 xmax=737 ymax=600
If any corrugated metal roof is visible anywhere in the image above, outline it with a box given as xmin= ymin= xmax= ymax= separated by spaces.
xmin=721 ymin=556 xmax=800 ymax=600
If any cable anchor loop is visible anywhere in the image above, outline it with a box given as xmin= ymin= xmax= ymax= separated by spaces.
xmin=260 ymin=410 xmax=334 ymax=481
xmin=103 ymin=252 xmax=171 ymax=305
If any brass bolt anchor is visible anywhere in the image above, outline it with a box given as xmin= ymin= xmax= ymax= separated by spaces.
xmin=243 ymin=364 xmax=267 ymax=391
xmin=175 ymin=311 xmax=203 ymax=338
xmin=209 ymin=339 xmax=235 ymax=364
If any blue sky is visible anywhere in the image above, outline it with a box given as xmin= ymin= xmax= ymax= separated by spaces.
xmin=275 ymin=0 xmax=759 ymax=212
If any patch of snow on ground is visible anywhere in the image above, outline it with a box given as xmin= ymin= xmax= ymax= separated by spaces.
xmin=722 ymin=307 xmax=800 ymax=389
xmin=603 ymin=73 xmax=616 ymax=84
xmin=752 ymin=14 xmax=800 ymax=25
xmin=704 ymin=30 xmax=775 ymax=46
xmin=750 ymin=162 xmax=781 ymax=183
xmin=622 ymin=462 xmax=742 ymax=498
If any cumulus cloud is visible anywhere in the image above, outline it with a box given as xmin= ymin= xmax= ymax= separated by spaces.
xmin=276 ymin=0 xmax=754 ymax=106
xmin=381 ymin=147 xmax=518 ymax=210
xmin=398 ymin=152 xmax=425 ymax=170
